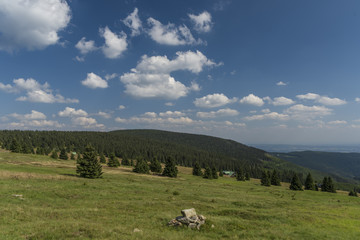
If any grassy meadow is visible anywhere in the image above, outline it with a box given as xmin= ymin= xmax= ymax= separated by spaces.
xmin=0 ymin=150 xmax=359 ymax=239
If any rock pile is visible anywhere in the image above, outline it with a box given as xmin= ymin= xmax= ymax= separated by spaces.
xmin=168 ymin=208 xmax=206 ymax=230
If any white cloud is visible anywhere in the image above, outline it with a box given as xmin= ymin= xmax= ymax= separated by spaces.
xmin=114 ymin=117 xmax=127 ymax=123
xmin=74 ymin=56 xmax=85 ymax=62
xmin=0 ymin=78 xmax=78 ymax=103
xmin=261 ymin=109 xmax=271 ymax=113
xmin=194 ymin=93 xmax=237 ymax=108
xmin=58 ymin=107 xmax=88 ymax=117
xmin=123 ymin=8 xmax=142 ymax=37
xmin=284 ymin=104 xmax=332 ymax=119
xmin=105 ymin=73 xmax=118 ymax=81
xmin=97 ymin=111 xmax=111 ymax=119
xmin=118 ymin=105 xmax=126 ymax=110
xmin=243 ymin=112 xmax=289 ymax=121
xmin=120 ymin=50 xmax=216 ymax=99
xmin=100 ymin=26 xmax=127 ymax=59
xmin=239 ymin=94 xmax=264 ymax=107
xmin=328 ymin=120 xmax=347 ymax=125
xmin=296 ymin=93 xmax=346 ymax=106
xmin=188 ymin=11 xmax=212 ymax=33
xmin=75 ymin=37 xmax=97 ymax=55
xmin=159 ymin=111 xmax=185 ymax=118
xmin=5 ymin=110 xmax=63 ymax=129
xmin=24 ymin=110 xmax=47 ymax=120
xmin=72 ymin=117 xmax=104 ymax=128
xmin=142 ymin=112 xmax=157 ymax=118
xmin=276 ymin=81 xmax=287 ymax=86
xmin=0 ymin=0 xmax=71 ymax=51
xmin=81 ymin=73 xmax=108 ymax=89
xmin=197 ymin=108 xmax=239 ymax=118
xmin=271 ymin=96 xmax=295 ymax=106
xmin=165 ymin=102 xmax=174 ymax=106
xmin=147 ymin=17 xmax=202 ymax=45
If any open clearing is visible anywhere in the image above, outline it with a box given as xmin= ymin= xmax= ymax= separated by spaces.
xmin=0 ymin=151 xmax=359 ymax=240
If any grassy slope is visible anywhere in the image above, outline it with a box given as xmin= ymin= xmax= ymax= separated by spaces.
xmin=1 ymin=151 xmax=360 ymax=240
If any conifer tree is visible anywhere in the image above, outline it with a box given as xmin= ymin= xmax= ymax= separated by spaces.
xmin=219 ymin=169 xmax=224 ymax=177
xmin=10 ymin=139 xmax=20 ymax=153
xmin=236 ymin=169 xmax=245 ymax=181
xmin=162 ymin=157 xmax=178 ymax=178
xmin=99 ymin=153 xmax=106 ymax=163
xmin=321 ymin=177 xmax=329 ymax=192
xmin=289 ymin=173 xmax=303 ymax=191
xmin=245 ymin=172 xmax=250 ymax=181
xmin=133 ymin=158 xmax=150 ymax=174
xmin=76 ymin=145 xmax=103 ymax=179
xmin=327 ymin=177 xmax=336 ymax=193
xmin=211 ymin=166 xmax=218 ymax=179
xmin=59 ymin=148 xmax=68 ymax=160
xmin=149 ymin=157 xmax=162 ymax=173
xmin=304 ymin=173 xmax=315 ymax=190
xmin=260 ymin=170 xmax=271 ymax=186
xmin=122 ymin=155 xmax=130 ymax=166
xmin=192 ymin=162 xmax=203 ymax=176
xmin=203 ymin=165 xmax=213 ymax=179
xmin=348 ymin=189 xmax=358 ymax=197
xmin=271 ymin=169 xmax=281 ymax=186
xmin=51 ymin=150 xmax=58 ymax=159
xmin=107 ymin=153 xmax=120 ymax=167
xmin=130 ymin=159 xmax=134 ymax=166
xmin=70 ymin=153 xmax=75 ymax=160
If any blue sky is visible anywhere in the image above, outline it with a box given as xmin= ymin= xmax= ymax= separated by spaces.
xmin=1 ymin=0 xmax=360 ymax=145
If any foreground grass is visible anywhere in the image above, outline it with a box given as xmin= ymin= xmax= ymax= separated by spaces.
xmin=0 ymin=151 xmax=359 ymax=239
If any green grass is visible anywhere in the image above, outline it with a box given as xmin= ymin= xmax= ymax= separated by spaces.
xmin=1 ymin=151 xmax=360 ymax=239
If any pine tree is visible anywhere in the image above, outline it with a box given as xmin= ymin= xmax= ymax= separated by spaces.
xmin=133 ymin=158 xmax=149 ymax=174
xmin=219 ymin=169 xmax=224 ymax=177
xmin=192 ymin=162 xmax=203 ymax=176
xmin=99 ymin=153 xmax=106 ymax=163
xmin=236 ymin=169 xmax=245 ymax=181
xmin=203 ymin=165 xmax=213 ymax=179
xmin=162 ymin=157 xmax=178 ymax=178
xmin=59 ymin=148 xmax=68 ymax=160
xmin=260 ymin=170 xmax=271 ymax=186
xmin=211 ymin=166 xmax=218 ymax=179
xmin=327 ymin=177 xmax=336 ymax=193
xmin=245 ymin=172 xmax=250 ymax=181
xmin=107 ymin=153 xmax=120 ymax=167
xmin=122 ymin=155 xmax=130 ymax=166
xmin=321 ymin=177 xmax=331 ymax=192
xmin=289 ymin=173 xmax=303 ymax=191
xmin=51 ymin=150 xmax=58 ymax=159
xmin=76 ymin=145 xmax=103 ymax=179
xmin=149 ymin=157 xmax=162 ymax=173
xmin=271 ymin=169 xmax=281 ymax=186
xmin=348 ymin=189 xmax=358 ymax=197
xmin=304 ymin=173 xmax=315 ymax=190
xmin=10 ymin=139 xmax=20 ymax=153
xmin=70 ymin=153 xmax=75 ymax=160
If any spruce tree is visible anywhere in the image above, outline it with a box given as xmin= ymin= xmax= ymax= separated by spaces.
xmin=236 ymin=169 xmax=245 ymax=181
xmin=271 ymin=169 xmax=281 ymax=186
xmin=348 ymin=189 xmax=358 ymax=197
xmin=149 ymin=157 xmax=162 ymax=173
xmin=50 ymin=150 xmax=58 ymax=159
xmin=260 ymin=170 xmax=271 ymax=186
xmin=327 ymin=177 xmax=336 ymax=193
xmin=122 ymin=155 xmax=130 ymax=166
xmin=162 ymin=157 xmax=178 ymax=178
xmin=133 ymin=158 xmax=150 ymax=174
xmin=10 ymin=139 xmax=20 ymax=153
xmin=192 ymin=162 xmax=203 ymax=176
xmin=99 ymin=153 xmax=106 ymax=163
xmin=219 ymin=169 xmax=224 ymax=177
xmin=203 ymin=165 xmax=213 ymax=179
xmin=245 ymin=172 xmax=250 ymax=181
xmin=107 ymin=153 xmax=120 ymax=167
xmin=70 ymin=153 xmax=75 ymax=160
xmin=321 ymin=177 xmax=329 ymax=192
xmin=304 ymin=173 xmax=315 ymax=190
xmin=289 ymin=173 xmax=303 ymax=191
xmin=59 ymin=148 xmax=68 ymax=160
xmin=76 ymin=145 xmax=103 ymax=179
xmin=211 ymin=166 xmax=218 ymax=179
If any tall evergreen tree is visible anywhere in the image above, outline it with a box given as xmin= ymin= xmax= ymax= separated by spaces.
xmin=59 ymin=148 xmax=68 ymax=160
xmin=70 ymin=153 xmax=75 ymax=160
xmin=289 ymin=173 xmax=303 ymax=191
xmin=203 ymin=165 xmax=213 ymax=179
xmin=321 ymin=177 xmax=329 ymax=192
xmin=260 ymin=170 xmax=271 ymax=186
xmin=162 ymin=157 xmax=178 ymax=178
xmin=76 ymin=145 xmax=103 ymax=179
xmin=149 ymin=157 xmax=162 ymax=173
xmin=348 ymin=188 xmax=358 ymax=197
xmin=236 ymin=168 xmax=245 ymax=181
xmin=245 ymin=172 xmax=250 ymax=181
xmin=122 ymin=155 xmax=130 ymax=166
xmin=107 ymin=153 xmax=120 ymax=167
xmin=192 ymin=162 xmax=203 ymax=176
xmin=10 ymin=139 xmax=20 ymax=153
xmin=219 ymin=169 xmax=224 ymax=177
xmin=327 ymin=177 xmax=336 ymax=193
xmin=133 ymin=158 xmax=150 ymax=174
xmin=99 ymin=153 xmax=106 ymax=163
xmin=271 ymin=169 xmax=281 ymax=186
xmin=50 ymin=150 xmax=58 ymax=159
xmin=304 ymin=173 xmax=315 ymax=190
xmin=211 ymin=166 xmax=218 ymax=179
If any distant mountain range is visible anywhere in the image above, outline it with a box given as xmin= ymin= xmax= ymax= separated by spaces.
xmin=252 ymin=144 xmax=360 ymax=153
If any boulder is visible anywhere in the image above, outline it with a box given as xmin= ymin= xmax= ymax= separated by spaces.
xmin=168 ymin=208 xmax=206 ymax=230
xmin=181 ymin=208 xmax=197 ymax=218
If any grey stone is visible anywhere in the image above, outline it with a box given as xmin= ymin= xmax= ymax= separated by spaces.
xmin=176 ymin=216 xmax=190 ymax=224
xmin=181 ymin=208 xmax=197 ymax=218
xmin=188 ymin=223 xmax=197 ymax=229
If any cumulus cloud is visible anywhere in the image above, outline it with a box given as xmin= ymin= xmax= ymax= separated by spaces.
xmin=188 ymin=11 xmax=212 ymax=33
xmin=147 ymin=17 xmax=202 ymax=45
xmin=81 ymin=73 xmax=108 ymax=89
xmin=194 ymin=93 xmax=237 ymax=108
xmin=120 ymin=50 xmax=216 ymax=99
xmin=118 ymin=105 xmax=126 ymax=110
xmin=6 ymin=110 xmax=62 ymax=129
xmin=239 ymin=94 xmax=264 ymax=107
xmin=0 ymin=0 xmax=71 ymax=52
xmin=276 ymin=81 xmax=287 ymax=86
xmin=197 ymin=108 xmax=239 ymax=118
xmin=159 ymin=111 xmax=185 ymax=118
xmin=0 ymin=78 xmax=78 ymax=103
xmin=296 ymin=93 xmax=346 ymax=106
xmin=328 ymin=120 xmax=347 ymax=125
xmin=75 ymin=37 xmax=97 ymax=55
xmin=243 ymin=112 xmax=289 ymax=121
xmin=72 ymin=116 xmax=104 ymax=128
xmin=58 ymin=107 xmax=88 ymax=117
xmin=284 ymin=104 xmax=332 ymax=119
xmin=265 ymin=96 xmax=295 ymax=106
xmin=100 ymin=26 xmax=127 ymax=59
xmin=96 ymin=111 xmax=111 ymax=119
xmin=355 ymin=97 xmax=360 ymax=102
xmin=123 ymin=8 xmax=142 ymax=36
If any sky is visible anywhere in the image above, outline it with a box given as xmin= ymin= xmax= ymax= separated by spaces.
xmin=1 ymin=0 xmax=360 ymax=145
